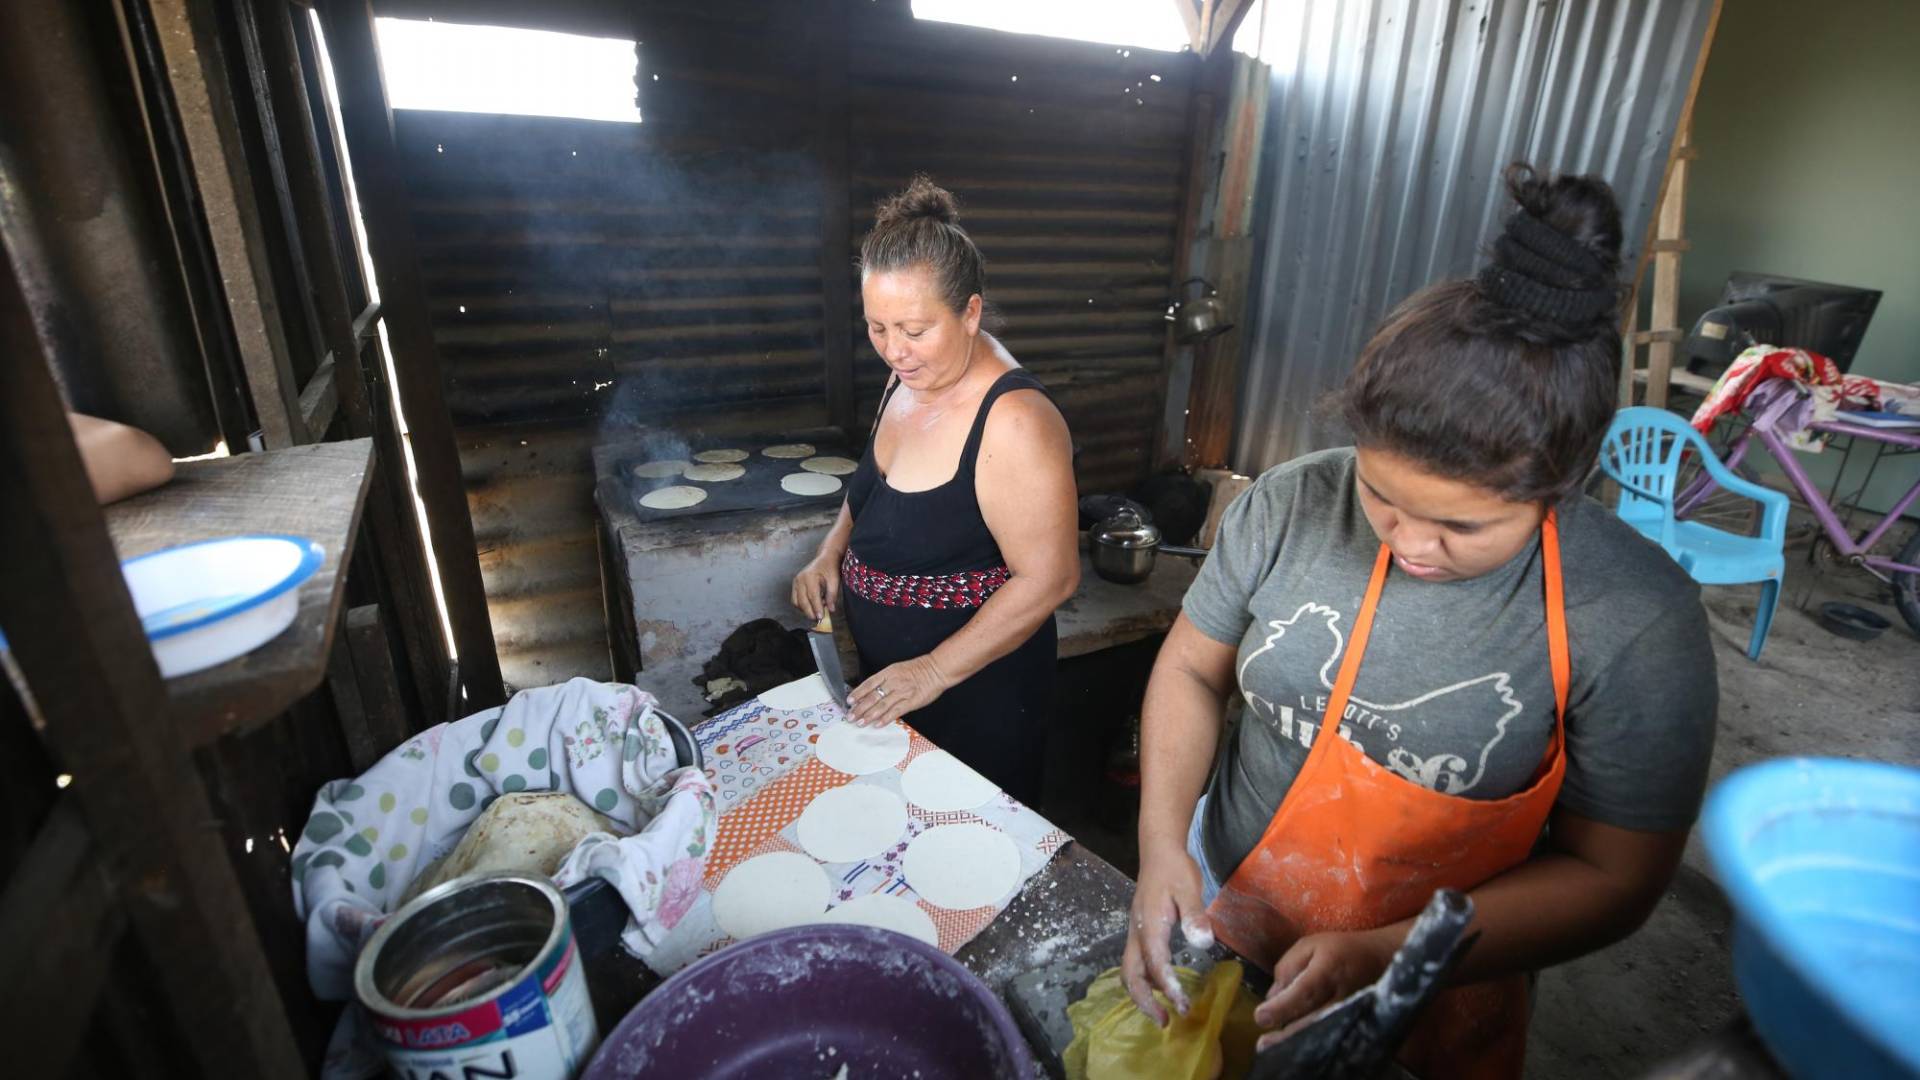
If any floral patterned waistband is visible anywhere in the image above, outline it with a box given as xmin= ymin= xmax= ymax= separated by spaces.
xmin=840 ymin=549 xmax=1011 ymax=610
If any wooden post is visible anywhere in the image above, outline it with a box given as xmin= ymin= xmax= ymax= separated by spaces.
xmin=0 ymin=253 xmax=304 ymax=1077
xmin=316 ymin=0 xmax=505 ymax=707
xmin=1643 ymin=117 xmax=1691 ymax=411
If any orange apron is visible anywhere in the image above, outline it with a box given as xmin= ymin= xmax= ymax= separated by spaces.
xmin=1206 ymin=511 xmax=1571 ymax=1080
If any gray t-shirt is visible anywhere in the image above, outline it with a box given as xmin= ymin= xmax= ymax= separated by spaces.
xmin=1186 ymin=448 xmax=1718 ymax=876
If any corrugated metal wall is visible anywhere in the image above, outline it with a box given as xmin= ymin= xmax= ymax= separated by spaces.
xmin=846 ymin=14 xmax=1195 ymax=493
xmin=384 ymin=1 xmax=1197 ymax=689
xmin=1229 ymin=0 xmax=1715 ymax=471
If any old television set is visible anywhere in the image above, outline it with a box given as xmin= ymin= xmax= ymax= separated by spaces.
xmin=1682 ymin=272 xmax=1881 ymax=377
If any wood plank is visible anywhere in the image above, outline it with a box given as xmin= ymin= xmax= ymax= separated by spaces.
xmin=103 ymin=439 xmax=376 ymax=745
xmin=149 ymin=0 xmax=308 ymax=448
xmin=0 ymin=799 xmax=126 ymax=1075
xmin=324 ymin=623 xmax=380 ymax=773
xmin=1645 ymin=126 xmax=1689 ymax=411
xmin=297 ymin=354 xmax=339 ymax=436
xmin=318 ymin=0 xmax=506 ymax=708
xmin=345 ymin=604 xmax=415 ymax=751
xmin=0 ymin=255 xmax=305 ymax=1076
xmin=1206 ymin=0 xmax=1260 ymax=56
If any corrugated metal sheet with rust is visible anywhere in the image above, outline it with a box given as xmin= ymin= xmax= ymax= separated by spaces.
xmin=848 ymin=14 xmax=1197 ymax=495
xmin=391 ymin=6 xmax=1197 ymax=689
xmin=1229 ymin=0 xmax=1715 ymax=471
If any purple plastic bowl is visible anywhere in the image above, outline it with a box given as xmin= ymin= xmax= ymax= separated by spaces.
xmin=581 ymin=924 xmax=1037 ymax=1079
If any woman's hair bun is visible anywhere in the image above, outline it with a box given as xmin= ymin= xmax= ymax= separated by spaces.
xmin=1475 ymin=162 xmax=1626 ymax=342
xmin=873 ymin=174 xmax=961 ymax=230
xmin=1501 ymin=162 xmax=1623 ymax=274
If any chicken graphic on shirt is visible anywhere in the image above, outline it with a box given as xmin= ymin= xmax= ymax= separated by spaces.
xmin=1236 ymin=602 xmax=1526 ymax=795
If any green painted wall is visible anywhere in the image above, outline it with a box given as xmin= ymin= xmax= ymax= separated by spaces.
xmin=1680 ymin=0 xmax=1920 ymax=517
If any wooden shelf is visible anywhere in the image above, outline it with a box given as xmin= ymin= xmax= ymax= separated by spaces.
xmin=104 ymin=439 xmax=376 ymax=745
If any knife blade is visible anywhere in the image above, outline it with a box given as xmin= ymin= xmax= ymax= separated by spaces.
xmin=807 ymin=616 xmax=851 ymax=711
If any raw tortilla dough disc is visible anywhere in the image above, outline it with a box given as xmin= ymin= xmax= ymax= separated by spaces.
xmin=693 ymin=448 xmax=749 ymax=464
xmin=630 ymin=459 xmax=687 ymax=480
xmin=638 ymin=485 xmax=708 ymax=511
xmin=758 ymin=673 xmax=831 ymax=711
xmin=900 ymin=749 xmax=1000 ymax=812
xmin=796 ymin=784 xmax=908 ymax=864
xmin=815 ymin=721 xmax=909 ymax=775
xmin=781 ymin=472 xmax=843 ymax=497
xmin=683 ymin=462 xmax=746 ymax=483
xmin=800 ymin=456 xmax=859 ymax=476
xmin=904 ymin=823 xmax=1020 ymax=910
xmin=762 ymin=443 xmax=816 ymax=459
xmin=711 ymin=851 xmax=831 ymax=941
xmin=817 ymin=892 xmax=939 ymax=948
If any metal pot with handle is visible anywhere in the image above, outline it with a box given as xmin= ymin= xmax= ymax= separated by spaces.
xmin=1090 ymin=506 xmax=1208 ymax=584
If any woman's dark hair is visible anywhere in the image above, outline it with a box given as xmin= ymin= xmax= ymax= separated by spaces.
xmin=1336 ymin=163 xmax=1626 ymax=504
xmin=860 ymin=175 xmax=987 ymax=316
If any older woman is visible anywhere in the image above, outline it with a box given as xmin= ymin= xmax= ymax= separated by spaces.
xmin=791 ymin=176 xmax=1079 ymax=804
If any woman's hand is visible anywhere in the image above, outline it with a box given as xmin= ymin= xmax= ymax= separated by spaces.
xmin=1252 ymin=928 xmax=1397 ymax=1049
xmin=1120 ymin=846 xmax=1214 ymax=1026
xmin=845 ymin=655 xmax=951 ymax=727
xmin=791 ymin=553 xmax=840 ymax=624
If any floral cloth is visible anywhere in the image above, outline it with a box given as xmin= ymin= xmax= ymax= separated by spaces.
xmin=1689 ymin=345 xmax=1920 ymax=450
xmin=292 ymin=677 xmax=716 ymax=1002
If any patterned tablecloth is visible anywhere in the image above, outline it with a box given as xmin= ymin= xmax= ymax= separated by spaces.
xmin=645 ymin=673 xmax=1071 ymax=975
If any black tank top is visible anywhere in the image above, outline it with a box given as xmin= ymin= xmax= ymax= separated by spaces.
xmin=844 ymin=368 xmax=1051 ymax=576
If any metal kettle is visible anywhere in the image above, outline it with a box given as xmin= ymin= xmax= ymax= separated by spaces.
xmin=1167 ymin=277 xmax=1234 ymax=344
xmin=1089 ymin=506 xmax=1208 ymax=585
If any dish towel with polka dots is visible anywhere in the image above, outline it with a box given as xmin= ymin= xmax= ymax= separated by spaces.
xmin=291 ymin=676 xmax=717 ymax=1006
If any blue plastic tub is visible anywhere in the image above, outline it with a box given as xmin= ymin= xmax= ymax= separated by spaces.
xmin=1701 ymin=757 xmax=1920 ymax=1079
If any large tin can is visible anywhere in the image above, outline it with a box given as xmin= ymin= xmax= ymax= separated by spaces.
xmin=354 ymin=873 xmax=600 ymax=1079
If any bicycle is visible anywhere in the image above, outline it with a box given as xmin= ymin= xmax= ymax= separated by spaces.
xmin=1675 ymin=380 xmax=1920 ymax=635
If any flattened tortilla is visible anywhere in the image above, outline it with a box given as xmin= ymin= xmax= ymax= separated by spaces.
xmin=639 ymin=485 xmax=709 ymax=511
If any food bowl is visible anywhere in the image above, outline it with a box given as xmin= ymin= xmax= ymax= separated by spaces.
xmin=123 ymin=534 xmax=326 ymax=677
xmin=581 ymin=924 xmax=1036 ymax=1079
xmin=1701 ymin=757 xmax=1920 ymax=1079
xmin=1816 ymin=601 xmax=1892 ymax=642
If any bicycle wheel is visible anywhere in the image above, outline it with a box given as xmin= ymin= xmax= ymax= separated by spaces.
xmin=1894 ymin=529 xmax=1920 ymax=637
xmin=1672 ymin=447 xmax=1765 ymax=537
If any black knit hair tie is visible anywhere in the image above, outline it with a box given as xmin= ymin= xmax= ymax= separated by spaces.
xmin=1476 ymin=210 xmax=1619 ymax=326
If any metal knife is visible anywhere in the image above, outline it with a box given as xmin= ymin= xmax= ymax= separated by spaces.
xmin=807 ymin=615 xmax=852 ymax=711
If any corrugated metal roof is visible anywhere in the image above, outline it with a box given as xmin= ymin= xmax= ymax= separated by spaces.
xmin=1230 ymin=0 xmax=1714 ymax=471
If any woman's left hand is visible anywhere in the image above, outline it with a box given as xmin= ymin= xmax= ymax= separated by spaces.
xmin=1253 ymin=928 xmax=1398 ymax=1050
xmin=846 ymin=655 xmax=952 ymax=727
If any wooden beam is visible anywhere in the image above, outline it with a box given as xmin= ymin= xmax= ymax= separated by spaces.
xmin=1205 ymin=0 xmax=1260 ymax=57
xmin=1174 ymin=0 xmax=1205 ymax=54
xmin=149 ymin=0 xmax=308 ymax=448
xmin=297 ymin=354 xmax=339 ymax=436
xmin=0 ymin=799 xmax=125 ymax=1075
xmin=1645 ymin=116 xmax=1690 ymax=410
xmin=317 ymin=0 xmax=505 ymax=707
xmin=816 ymin=0 xmax=855 ymax=437
xmin=0 ymin=239 xmax=304 ymax=1077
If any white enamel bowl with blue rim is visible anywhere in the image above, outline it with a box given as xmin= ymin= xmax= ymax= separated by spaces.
xmin=123 ymin=534 xmax=326 ymax=677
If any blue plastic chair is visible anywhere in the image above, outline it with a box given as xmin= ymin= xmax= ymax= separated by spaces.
xmin=1598 ymin=407 xmax=1790 ymax=660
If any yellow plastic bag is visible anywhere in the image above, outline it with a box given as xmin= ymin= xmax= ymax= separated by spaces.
xmin=1062 ymin=961 xmax=1261 ymax=1080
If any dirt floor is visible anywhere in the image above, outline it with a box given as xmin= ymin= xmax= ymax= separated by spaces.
xmin=1527 ymin=520 xmax=1920 ymax=1077
xmin=1039 ymin=519 xmax=1920 ymax=1079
